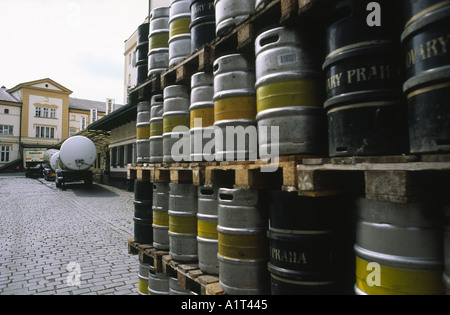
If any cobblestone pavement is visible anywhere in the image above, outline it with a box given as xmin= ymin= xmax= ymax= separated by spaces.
xmin=0 ymin=174 xmax=140 ymax=295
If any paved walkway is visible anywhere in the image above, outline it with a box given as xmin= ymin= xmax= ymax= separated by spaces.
xmin=0 ymin=174 xmax=139 ymax=295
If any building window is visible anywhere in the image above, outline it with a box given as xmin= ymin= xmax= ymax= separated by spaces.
xmin=0 ymin=125 xmax=13 ymax=135
xmin=35 ymin=106 xmax=56 ymax=118
xmin=4 ymin=109 xmax=9 ymax=114
xmin=35 ymin=126 xmax=55 ymax=139
xmin=111 ymin=147 xmax=117 ymax=168
xmin=1 ymin=146 xmax=10 ymax=162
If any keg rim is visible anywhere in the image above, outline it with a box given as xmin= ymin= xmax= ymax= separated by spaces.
xmin=324 ymin=90 xmax=401 ymax=109
xmin=256 ymin=106 xmax=324 ymax=121
xmin=255 ymin=72 xmax=322 ymax=89
xmin=354 ymin=244 xmax=444 ymax=270
xmin=322 ymin=42 xmax=398 ymax=70
xmin=268 ymin=263 xmax=339 ymax=283
xmin=401 ymin=5 xmax=450 ymax=42
xmin=150 ymin=6 xmax=170 ymax=19
xmin=403 ymin=65 xmax=450 ymax=94
xmin=213 ymin=119 xmax=257 ymax=127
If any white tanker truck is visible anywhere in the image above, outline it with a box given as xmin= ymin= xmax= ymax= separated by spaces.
xmin=55 ymin=136 xmax=97 ymax=189
xmin=42 ymin=149 xmax=59 ymax=181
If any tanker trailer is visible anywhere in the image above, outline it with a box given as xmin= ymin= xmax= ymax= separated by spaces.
xmin=55 ymin=136 xmax=97 ymax=189
xmin=43 ymin=149 xmax=59 ymax=181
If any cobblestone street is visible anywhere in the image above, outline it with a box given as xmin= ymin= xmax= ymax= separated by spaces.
xmin=0 ymin=174 xmax=139 ymax=295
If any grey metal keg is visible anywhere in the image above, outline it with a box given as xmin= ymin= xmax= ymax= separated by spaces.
xmin=148 ymin=264 xmax=170 ymax=295
xmin=355 ymin=198 xmax=445 ymax=295
xmin=136 ymin=101 xmax=151 ymax=163
xmin=197 ymin=186 xmax=219 ymax=275
xmin=213 ymin=54 xmax=257 ymax=161
xmin=153 ymin=182 xmax=170 ymax=250
xmin=150 ymin=117 xmax=164 ymax=163
xmin=190 ymin=72 xmax=215 ymax=161
xmin=214 ymin=0 xmax=255 ymax=37
xmin=164 ymin=85 xmax=190 ymax=112
xmin=214 ymin=119 xmax=257 ymax=161
xmin=168 ymin=183 xmax=198 ymax=262
xmin=217 ymin=188 xmax=270 ymax=295
xmin=254 ymin=26 xmax=325 ymax=157
xmin=148 ymin=7 xmax=170 ymax=77
xmin=138 ymin=262 xmax=150 ymax=295
xmin=163 ymin=111 xmax=191 ymax=163
xmin=169 ymin=0 xmax=191 ymax=67
xmin=151 ymin=94 xmax=164 ymax=119
xmin=257 ymin=106 xmax=326 ymax=159
xmin=445 ymin=206 xmax=450 ymax=294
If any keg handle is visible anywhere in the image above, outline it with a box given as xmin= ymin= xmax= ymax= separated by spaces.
xmin=257 ymin=34 xmax=280 ymax=50
xmin=219 ymin=193 xmax=234 ymax=201
xmin=200 ymin=188 xmax=215 ymax=196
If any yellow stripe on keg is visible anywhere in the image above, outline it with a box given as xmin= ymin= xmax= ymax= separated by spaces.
xmin=198 ymin=220 xmax=218 ymax=239
xmin=214 ymin=96 xmax=256 ymax=122
xmin=150 ymin=32 xmax=169 ymax=49
xmin=163 ymin=115 xmax=190 ymax=133
xmin=190 ymin=107 xmax=215 ymax=128
xmin=256 ymin=80 xmax=323 ymax=113
xmin=355 ymin=256 xmax=445 ymax=295
xmin=138 ymin=279 xmax=149 ymax=295
xmin=137 ymin=125 xmax=150 ymax=140
xmin=169 ymin=215 xmax=198 ymax=234
xmin=150 ymin=121 xmax=164 ymax=137
xmin=169 ymin=19 xmax=191 ymax=37
xmin=218 ymin=232 xmax=268 ymax=260
xmin=153 ymin=210 xmax=169 ymax=226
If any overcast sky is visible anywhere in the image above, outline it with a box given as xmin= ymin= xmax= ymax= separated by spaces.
xmin=0 ymin=0 xmax=149 ymax=104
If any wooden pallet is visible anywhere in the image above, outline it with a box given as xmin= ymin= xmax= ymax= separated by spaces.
xmin=161 ymin=255 xmax=224 ymax=296
xmin=161 ymin=45 xmax=214 ymax=88
xmin=128 ymin=238 xmax=224 ymax=295
xmin=129 ymin=155 xmax=313 ymax=191
xmin=204 ymin=155 xmax=312 ymax=191
xmin=128 ymin=238 xmax=168 ymax=271
xmin=296 ymin=154 xmax=450 ymax=203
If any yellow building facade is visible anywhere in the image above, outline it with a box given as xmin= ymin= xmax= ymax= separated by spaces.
xmin=0 ymin=78 xmax=106 ymax=170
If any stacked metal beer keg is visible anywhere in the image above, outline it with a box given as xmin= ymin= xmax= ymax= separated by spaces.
xmin=401 ymin=0 xmax=450 ymax=154
xmin=215 ymin=0 xmax=255 ymax=37
xmin=136 ymin=21 xmax=150 ymax=85
xmin=168 ymin=183 xmax=198 ymax=263
xmin=323 ymin=0 xmax=408 ymax=157
xmin=190 ymin=72 xmax=215 ymax=161
xmin=255 ymin=26 xmax=326 ymax=158
xmin=213 ymin=54 xmax=257 ymax=161
xmin=149 ymin=94 xmax=164 ymax=163
xmin=197 ymin=186 xmax=220 ymax=275
xmin=268 ymin=191 xmax=355 ymax=295
xmin=163 ymin=85 xmax=191 ymax=163
xmin=190 ymin=0 xmax=216 ymax=52
xmin=148 ymin=7 xmax=170 ymax=77
xmin=217 ymin=188 xmax=270 ymax=295
xmin=136 ymin=100 xmax=151 ymax=163
xmin=354 ymin=198 xmax=445 ymax=295
xmin=152 ymin=182 xmax=170 ymax=250
xmin=169 ymin=0 xmax=192 ymax=67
